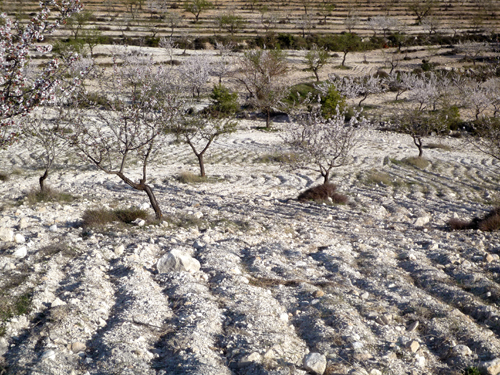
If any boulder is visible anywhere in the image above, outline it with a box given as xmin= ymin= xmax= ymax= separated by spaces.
xmin=157 ymin=249 xmax=201 ymax=273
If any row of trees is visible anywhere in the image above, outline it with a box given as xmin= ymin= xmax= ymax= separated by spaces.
xmin=2 ymin=2 xmax=500 ymax=221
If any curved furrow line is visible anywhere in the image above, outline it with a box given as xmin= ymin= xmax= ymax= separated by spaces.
xmin=399 ymin=258 xmax=500 ymax=344
xmin=200 ymin=241 xmax=310 ymax=373
xmin=4 ymin=245 xmax=115 ymax=374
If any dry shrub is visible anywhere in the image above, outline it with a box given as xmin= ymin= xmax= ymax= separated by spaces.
xmin=331 ymin=192 xmax=348 ymax=204
xmin=0 ymin=172 xmax=9 ymax=181
xmin=404 ymin=156 xmax=430 ymax=169
xmin=298 ymin=183 xmax=348 ymax=204
xmin=425 ymin=143 xmax=452 ymax=151
xmin=449 ymin=208 xmax=500 ymax=231
xmin=177 ymin=171 xmax=207 ymax=184
xmin=448 ymin=218 xmax=474 ymax=230
xmin=82 ymin=208 xmax=149 ymax=227
xmin=26 ymin=186 xmax=74 ymax=205
xmin=478 ymin=208 xmax=500 ymax=231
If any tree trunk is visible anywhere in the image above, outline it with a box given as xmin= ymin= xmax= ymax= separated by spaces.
xmin=342 ymin=51 xmax=347 ymax=66
xmin=413 ymin=136 xmax=423 ymax=158
xmin=314 ymin=69 xmax=320 ymax=82
xmin=322 ymin=171 xmax=330 ymax=184
xmin=116 ymin=172 xmax=162 ymax=220
xmin=266 ymin=109 xmax=271 ymax=128
xmin=39 ymin=169 xmax=49 ymax=192
xmin=197 ymin=153 xmax=206 ymax=177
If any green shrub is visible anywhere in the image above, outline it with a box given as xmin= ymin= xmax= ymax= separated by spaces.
xmin=285 ymin=82 xmax=318 ymax=105
xmin=321 ymin=85 xmax=346 ymax=119
xmin=0 ymin=291 xmax=33 ymax=322
xmin=208 ymin=84 xmax=239 ymax=115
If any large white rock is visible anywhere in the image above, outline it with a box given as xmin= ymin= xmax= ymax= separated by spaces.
xmin=157 ymin=249 xmax=201 ymax=273
xmin=303 ymin=352 xmax=327 ymax=375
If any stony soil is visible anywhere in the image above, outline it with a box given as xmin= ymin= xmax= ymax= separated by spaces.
xmin=1 ymin=114 xmax=500 ymax=375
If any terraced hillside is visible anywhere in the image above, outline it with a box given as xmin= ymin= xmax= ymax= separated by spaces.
xmin=1 ymin=0 xmax=499 ymax=40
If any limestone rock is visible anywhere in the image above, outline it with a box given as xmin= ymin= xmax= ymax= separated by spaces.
xmin=452 ymin=344 xmax=472 ymax=356
xmin=239 ymin=352 xmax=262 ymax=367
xmin=13 ymin=246 xmax=27 ymax=258
xmin=414 ymin=216 xmax=430 ymax=227
xmin=407 ymin=340 xmax=420 ymax=353
xmin=482 ymin=358 xmax=500 ymax=375
xmin=14 ymin=233 xmax=25 ymax=243
xmin=0 ymin=227 xmax=14 ymax=242
xmin=485 ymin=254 xmax=499 ymax=263
xmin=303 ymin=352 xmax=327 ymax=375
xmin=156 ymin=249 xmax=201 ymax=273
xmin=70 ymin=342 xmax=86 ymax=353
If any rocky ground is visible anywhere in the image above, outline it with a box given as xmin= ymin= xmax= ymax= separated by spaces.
xmin=1 ymin=119 xmax=500 ymax=375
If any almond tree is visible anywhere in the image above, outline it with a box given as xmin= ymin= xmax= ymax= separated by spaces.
xmin=67 ymin=56 xmax=183 ymax=219
xmin=284 ymin=104 xmax=365 ymax=184
xmin=184 ymin=0 xmax=213 ymax=23
xmin=1 ymin=0 xmax=82 ymax=147
xmin=21 ymin=57 xmax=93 ymax=192
xmin=180 ymin=53 xmax=211 ymax=98
xmin=305 ymin=44 xmax=329 ymax=82
xmin=211 ymin=41 xmax=235 ymax=85
xmin=390 ymin=73 xmax=451 ymax=157
xmin=238 ymin=49 xmax=288 ymax=128
xmin=356 ymin=72 xmax=386 ymax=107
xmin=173 ymin=113 xmax=237 ymax=177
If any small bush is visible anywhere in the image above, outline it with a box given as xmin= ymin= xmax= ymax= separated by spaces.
xmin=177 ymin=171 xmax=208 ymax=184
xmin=403 ymin=157 xmax=430 ymax=169
xmin=0 ymin=172 xmax=8 ymax=181
xmin=462 ymin=366 xmax=482 ymax=375
xmin=207 ymin=84 xmax=239 ymax=115
xmin=298 ymin=183 xmax=348 ymax=204
xmin=285 ymin=82 xmax=318 ymax=105
xmin=256 ymin=152 xmax=299 ymax=164
xmin=425 ymin=143 xmax=452 ymax=151
xmin=0 ymin=291 xmax=33 ymax=322
xmin=26 ymin=187 xmax=74 ymax=205
xmin=82 ymin=208 xmax=149 ymax=227
xmin=449 ymin=207 xmax=500 ymax=231
xmin=364 ymin=170 xmax=393 ymax=185
xmin=321 ymin=85 xmax=346 ymax=119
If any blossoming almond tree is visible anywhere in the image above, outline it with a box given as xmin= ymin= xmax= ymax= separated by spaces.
xmin=0 ymin=0 xmax=82 ymax=147
xmin=67 ymin=56 xmax=183 ymax=220
xmin=284 ymin=103 xmax=365 ymax=185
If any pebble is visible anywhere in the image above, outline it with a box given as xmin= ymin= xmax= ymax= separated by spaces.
xmin=114 ymin=245 xmax=125 ymax=256
xmin=452 ymin=344 xmax=472 ymax=356
xmin=485 ymin=254 xmax=499 ymax=263
xmin=14 ymin=233 xmax=25 ymax=243
xmin=239 ymin=352 xmax=262 ymax=367
xmin=0 ymin=227 xmax=14 ymax=242
xmin=407 ymin=340 xmax=420 ymax=353
xmin=303 ymin=352 xmax=327 ymax=375
xmin=70 ymin=342 xmax=86 ymax=353
xmin=41 ymin=350 xmax=56 ymax=361
xmin=407 ymin=321 xmax=419 ymax=332
xmin=13 ymin=246 xmax=27 ymax=258
xmin=313 ymin=290 xmax=325 ymax=298
xmin=49 ymin=224 xmax=58 ymax=232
